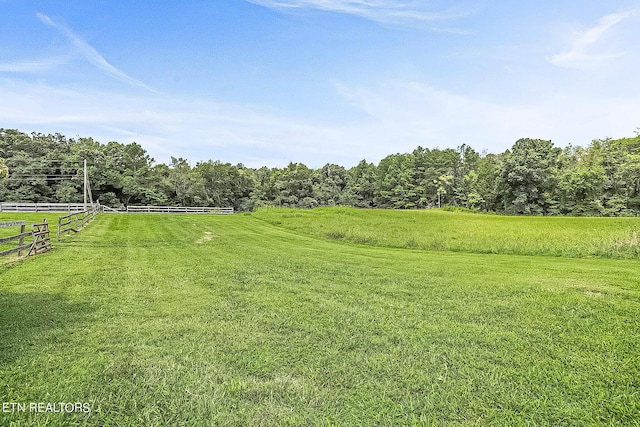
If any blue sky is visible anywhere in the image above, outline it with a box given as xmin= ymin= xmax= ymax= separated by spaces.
xmin=1 ymin=0 xmax=639 ymax=168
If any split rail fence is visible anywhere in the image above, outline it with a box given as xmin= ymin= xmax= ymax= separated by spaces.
xmin=0 ymin=221 xmax=31 ymax=257
xmin=30 ymin=220 xmax=51 ymax=255
xmin=0 ymin=202 xmax=89 ymax=213
xmin=0 ymin=219 xmax=51 ymax=257
xmin=57 ymin=204 xmax=101 ymax=239
xmin=103 ymin=205 xmax=233 ymax=214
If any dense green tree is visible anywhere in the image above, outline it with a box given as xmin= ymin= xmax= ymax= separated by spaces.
xmin=313 ymin=163 xmax=347 ymax=206
xmin=191 ymin=161 xmax=253 ymax=210
xmin=498 ymin=138 xmax=561 ymax=215
xmin=375 ymin=154 xmax=419 ymax=208
xmin=235 ymin=167 xmax=256 ymax=211
xmin=342 ymin=160 xmax=377 ymax=207
xmin=54 ymin=181 xmax=80 ymax=203
xmin=0 ymin=157 xmax=8 ymax=179
xmin=167 ymin=157 xmax=193 ymax=206
xmin=277 ymin=162 xmax=315 ymax=207
xmin=123 ymin=143 xmax=154 ymax=205
xmin=250 ymin=166 xmax=279 ymax=208
xmin=555 ymin=145 xmax=605 ymax=215
xmin=412 ymin=147 xmax=460 ymax=207
xmin=91 ymin=141 xmax=155 ymax=206
xmin=474 ymin=153 xmax=501 ymax=212
xmin=0 ymin=131 xmax=67 ymax=202
xmin=144 ymin=163 xmax=172 ymax=206
xmin=453 ymin=144 xmax=480 ymax=207
xmin=590 ymin=135 xmax=640 ymax=215
xmin=434 ymin=174 xmax=454 ymax=208
xmin=2 ymin=127 xmax=640 ymax=216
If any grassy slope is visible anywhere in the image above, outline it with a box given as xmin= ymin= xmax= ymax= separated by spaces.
xmin=251 ymin=207 xmax=640 ymax=258
xmin=0 ymin=212 xmax=639 ymax=426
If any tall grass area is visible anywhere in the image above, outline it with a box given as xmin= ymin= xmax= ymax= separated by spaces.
xmin=0 ymin=212 xmax=639 ymax=426
xmin=252 ymin=207 xmax=640 ymax=258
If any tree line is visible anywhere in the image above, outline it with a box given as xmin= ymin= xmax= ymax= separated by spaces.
xmin=1 ymin=128 xmax=639 ymax=215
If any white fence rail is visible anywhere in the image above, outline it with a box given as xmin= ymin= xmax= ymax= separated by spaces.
xmin=0 ymin=202 xmax=98 ymax=213
xmin=104 ymin=205 xmax=233 ymax=214
xmin=0 ymin=202 xmax=233 ymax=215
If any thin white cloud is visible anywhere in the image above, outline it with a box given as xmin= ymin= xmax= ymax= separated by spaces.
xmin=0 ymin=79 xmax=356 ymax=166
xmin=246 ymin=0 xmax=467 ymax=27
xmin=547 ymin=9 xmax=637 ymax=68
xmin=35 ymin=13 xmax=156 ymax=92
xmin=0 ymin=55 xmax=73 ymax=73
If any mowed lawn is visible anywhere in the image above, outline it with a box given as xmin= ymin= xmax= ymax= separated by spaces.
xmin=0 ymin=210 xmax=639 ymax=426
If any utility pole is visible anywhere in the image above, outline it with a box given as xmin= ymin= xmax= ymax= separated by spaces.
xmin=84 ymin=159 xmax=87 ymax=210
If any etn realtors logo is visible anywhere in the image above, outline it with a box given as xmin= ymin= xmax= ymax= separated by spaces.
xmin=2 ymin=402 xmax=91 ymax=413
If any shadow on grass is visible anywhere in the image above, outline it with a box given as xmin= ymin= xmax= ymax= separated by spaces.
xmin=0 ymin=291 xmax=94 ymax=366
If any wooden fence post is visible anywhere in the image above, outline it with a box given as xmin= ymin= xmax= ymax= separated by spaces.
xmin=18 ymin=223 xmax=25 ymax=256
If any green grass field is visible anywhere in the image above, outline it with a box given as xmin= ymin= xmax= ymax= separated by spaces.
xmin=0 ymin=209 xmax=639 ymax=426
xmin=252 ymin=207 xmax=640 ymax=258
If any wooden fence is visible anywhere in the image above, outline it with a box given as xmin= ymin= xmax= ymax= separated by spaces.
xmin=0 ymin=219 xmax=51 ymax=257
xmin=0 ymin=220 xmax=31 ymax=257
xmin=29 ymin=220 xmax=51 ymax=255
xmin=1 ymin=202 xmax=232 ymax=215
xmin=0 ymin=202 xmax=94 ymax=213
xmin=103 ymin=205 xmax=234 ymax=214
xmin=57 ymin=204 xmax=101 ymax=239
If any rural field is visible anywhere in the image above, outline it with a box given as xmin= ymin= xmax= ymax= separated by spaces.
xmin=0 ymin=208 xmax=639 ymax=426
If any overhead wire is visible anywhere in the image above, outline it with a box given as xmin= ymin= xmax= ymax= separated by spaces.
xmin=4 ymin=177 xmax=80 ymax=181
